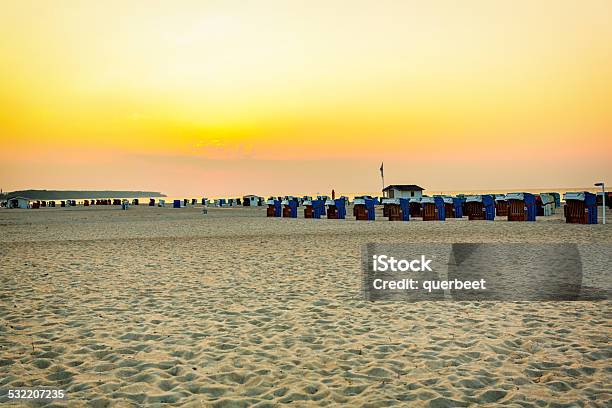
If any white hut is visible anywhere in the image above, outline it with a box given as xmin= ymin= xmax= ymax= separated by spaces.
xmin=242 ymin=195 xmax=262 ymax=206
xmin=8 ymin=197 xmax=30 ymax=209
xmin=382 ymin=185 xmax=424 ymax=200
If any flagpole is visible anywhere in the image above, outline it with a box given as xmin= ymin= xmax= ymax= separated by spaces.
xmin=380 ymin=162 xmax=385 ymax=196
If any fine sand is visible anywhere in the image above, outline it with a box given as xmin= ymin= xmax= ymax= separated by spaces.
xmin=0 ymin=205 xmax=610 ymax=407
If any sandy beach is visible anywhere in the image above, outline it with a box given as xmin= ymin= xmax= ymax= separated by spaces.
xmin=1 ymin=205 xmax=610 ymax=407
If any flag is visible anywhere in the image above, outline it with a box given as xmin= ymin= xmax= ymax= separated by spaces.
xmin=379 ymin=162 xmax=384 ymax=178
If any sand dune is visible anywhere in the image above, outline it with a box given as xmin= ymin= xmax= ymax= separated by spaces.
xmin=0 ymin=206 xmax=610 ymax=406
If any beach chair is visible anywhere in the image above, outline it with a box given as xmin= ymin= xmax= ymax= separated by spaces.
xmin=303 ymin=199 xmax=324 ymax=218
xmin=319 ymin=200 xmax=326 ymax=216
xmin=353 ymin=198 xmax=375 ymax=220
xmin=353 ymin=198 xmax=365 ymax=220
xmin=266 ymin=199 xmax=281 ymax=217
xmin=535 ymin=195 xmax=544 ymax=216
xmin=314 ymin=199 xmax=326 ymax=218
xmin=481 ymin=195 xmax=495 ymax=220
xmin=564 ymin=192 xmax=597 ymax=224
xmin=506 ymin=192 xmax=537 ymax=221
xmin=464 ymin=196 xmax=483 ymax=220
xmin=552 ymin=192 xmax=561 ymax=208
xmin=326 ymin=199 xmax=347 ymax=219
xmin=441 ymin=196 xmax=455 ymax=218
xmin=303 ymin=200 xmax=314 ymax=218
xmin=421 ymin=198 xmax=436 ymax=221
xmin=409 ymin=201 xmax=422 ymax=217
xmin=382 ymin=198 xmax=409 ymax=221
xmin=421 ymin=197 xmax=445 ymax=221
xmin=539 ymin=193 xmax=555 ymax=216
xmin=464 ymin=195 xmax=495 ymax=221
xmin=545 ymin=192 xmax=561 ymax=209
xmin=282 ymin=199 xmax=298 ymax=218
xmin=452 ymin=197 xmax=464 ymax=218
xmin=495 ymin=195 xmax=508 ymax=217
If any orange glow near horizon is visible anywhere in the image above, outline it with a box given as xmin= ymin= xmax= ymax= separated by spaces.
xmin=1 ymin=0 xmax=611 ymax=196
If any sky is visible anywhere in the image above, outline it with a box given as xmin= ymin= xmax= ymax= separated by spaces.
xmin=1 ymin=0 xmax=611 ymax=197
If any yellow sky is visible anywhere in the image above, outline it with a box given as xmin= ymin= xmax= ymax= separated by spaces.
xmin=1 ymin=0 xmax=611 ymax=195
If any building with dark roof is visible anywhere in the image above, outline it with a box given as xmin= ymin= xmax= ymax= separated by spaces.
xmin=382 ymin=185 xmax=424 ymax=199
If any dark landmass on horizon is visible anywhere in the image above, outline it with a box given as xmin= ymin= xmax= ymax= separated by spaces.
xmin=1 ymin=190 xmax=166 ymax=200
